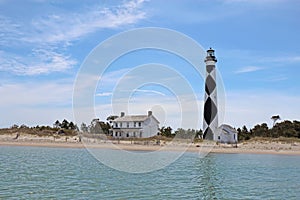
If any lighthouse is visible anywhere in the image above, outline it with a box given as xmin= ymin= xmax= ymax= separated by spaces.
xmin=203 ymin=48 xmax=218 ymax=140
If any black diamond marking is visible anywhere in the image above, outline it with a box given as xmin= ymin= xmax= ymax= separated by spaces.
xmin=204 ymin=97 xmax=217 ymax=124
xmin=206 ymin=65 xmax=215 ymax=73
xmin=203 ymin=127 xmax=214 ymax=140
xmin=205 ymin=75 xmax=216 ymax=95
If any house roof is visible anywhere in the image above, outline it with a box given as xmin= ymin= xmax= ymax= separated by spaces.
xmin=113 ymin=115 xmax=148 ymax=122
xmin=113 ymin=115 xmax=160 ymax=123
xmin=220 ymin=124 xmax=237 ymax=133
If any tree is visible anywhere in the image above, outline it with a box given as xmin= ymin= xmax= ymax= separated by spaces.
xmin=293 ymin=120 xmax=300 ymax=138
xmin=80 ymin=123 xmax=88 ymax=132
xmin=11 ymin=124 xmax=19 ymax=129
xmin=196 ymin=129 xmax=203 ymax=139
xmin=61 ymin=119 xmax=69 ymax=129
xmin=242 ymin=125 xmax=248 ymax=133
xmin=53 ymin=120 xmax=61 ymax=128
xmin=271 ymin=115 xmax=281 ymax=127
xmin=99 ymin=121 xmax=111 ymax=135
xmin=174 ymin=128 xmax=199 ymax=140
xmin=271 ymin=120 xmax=298 ymax=138
xmin=20 ymin=124 xmax=28 ymax=129
xmin=160 ymin=126 xmax=173 ymax=137
xmin=251 ymin=123 xmax=269 ymax=137
xmin=69 ymin=122 xmax=76 ymax=130
xmin=238 ymin=125 xmax=251 ymax=141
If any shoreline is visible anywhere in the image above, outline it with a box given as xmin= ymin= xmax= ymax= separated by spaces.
xmin=1 ymin=140 xmax=300 ymax=156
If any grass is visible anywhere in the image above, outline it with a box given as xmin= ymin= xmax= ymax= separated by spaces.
xmin=0 ymin=127 xmax=77 ymax=137
xmin=247 ymin=136 xmax=300 ymax=143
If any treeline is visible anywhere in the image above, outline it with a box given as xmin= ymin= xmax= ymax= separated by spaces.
xmin=4 ymin=119 xmax=78 ymax=136
xmin=53 ymin=119 xmax=78 ymax=130
xmin=158 ymin=126 xmax=202 ymax=139
xmin=238 ymin=120 xmax=300 ymax=141
xmin=7 ymin=117 xmax=300 ymax=141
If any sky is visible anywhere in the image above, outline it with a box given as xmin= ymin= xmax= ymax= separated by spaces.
xmin=0 ymin=0 xmax=300 ymax=130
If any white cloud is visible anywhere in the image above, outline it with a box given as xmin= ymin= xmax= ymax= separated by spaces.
xmin=0 ymin=49 xmax=77 ymax=75
xmin=260 ymin=56 xmax=300 ymax=63
xmin=0 ymin=80 xmax=75 ymax=127
xmin=0 ymin=106 xmax=74 ymax=128
xmin=0 ymin=16 xmax=23 ymax=46
xmin=266 ymin=75 xmax=288 ymax=82
xmin=23 ymin=0 xmax=147 ymax=44
xmin=0 ymin=80 xmax=73 ymax=106
xmin=234 ymin=66 xmax=264 ymax=74
xmin=96 ymin=92 xmax=113 ymax=97
xmin=135 ymin=89 xmax=166 ymax=96
xmin=0 ymin=0 xmax=147 ymax=76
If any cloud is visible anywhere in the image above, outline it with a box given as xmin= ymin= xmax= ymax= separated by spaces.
xmin=95 ymin=89 xmax=167 ymax=98
xmin=0 ymin=49 xmax=77 ymax=75
xmin=0 ymin=79 xmax=77 ymax=127
xmin=96 ymin=92 xmax=113 ymax=97
xmin=0 ymin=80 xmax=73 ymax=106
xmin=0 ymin=106 xmax=74 ymax=128
xmin=0 ymin=0 xmax=147 ymax=76
xmin=23 ymin=0 xmax=147 ymax=44
xmin=135 ymin=89 xmax=166 ymax=96
xmin=260 ymin=56 xmax=300 ymax=63
xmin=234 ymin=66 xmax=264 ymax=74
xmin=0 ymin=16 xmax=23 ymax=46
xmin=266 ymin=75 xmax=288 ymax=82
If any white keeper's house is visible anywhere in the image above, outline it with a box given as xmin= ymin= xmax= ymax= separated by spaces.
xmin=217 ymin=124 xmax=238 ymax=144
xmin=111 ymin=111 xmax=160 ymax=138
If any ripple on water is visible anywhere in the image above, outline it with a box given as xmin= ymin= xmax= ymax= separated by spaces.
xmin=0 ymin=146 xmax=300 ymax=199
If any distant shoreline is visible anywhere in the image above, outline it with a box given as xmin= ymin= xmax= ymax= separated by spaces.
xmin=1 ymin=137 xmax=300 ymax=156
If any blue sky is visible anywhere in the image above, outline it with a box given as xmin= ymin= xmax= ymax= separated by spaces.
xmin=0 ymin=0 xmax=300 ymax=129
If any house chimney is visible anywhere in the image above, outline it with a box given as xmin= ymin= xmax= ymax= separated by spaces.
xmin=120 ymin=112 xmax=125 ymax=117
xmin=148 ymin=111 xmax=152 ymax=116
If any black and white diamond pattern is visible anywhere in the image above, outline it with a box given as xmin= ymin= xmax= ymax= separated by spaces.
xmin=203 ymin=63 xmax=218 ymax=140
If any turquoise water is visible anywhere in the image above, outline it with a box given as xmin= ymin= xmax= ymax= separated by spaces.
xmin=0 ymin=146 xmax=299 ymax=199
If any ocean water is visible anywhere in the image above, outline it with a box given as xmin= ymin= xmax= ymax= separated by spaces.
xmin=0 ymin=146 xmax=299 ymax=200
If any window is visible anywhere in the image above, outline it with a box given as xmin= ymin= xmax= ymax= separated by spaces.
xmin=120 ymin=123 xmax=122 ymax=128
xmin=119 ymin=132 xmax=122 ymax=137
xmin=115 ymin=132 xmax=118 ymax=137
xmin=138 ymin=122 xmax=142 ymax=127
xmin=218 ymin=136 xmax=220 ymax=140
xmin=126 ymin=133 xmax=129 ymax=137
xmin=127 ymin=122 xmax=129 ymax=128
xmin=134 ymin=122 xmax=136 ymax=127
xmin=133 ymin=132 xmax=136 ymax=137
xmin=115 ymin=123 xmax=118 ymax=128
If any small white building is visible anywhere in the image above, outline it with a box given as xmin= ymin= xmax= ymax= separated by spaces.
xmin=216 ymin=124 xmax=238 ymax=144
xmin=111 ymin=111 xmax=160 ymax=138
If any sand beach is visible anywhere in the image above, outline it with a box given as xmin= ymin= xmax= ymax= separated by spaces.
xmin=1 ymin=132 xmax=300 ymax=155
